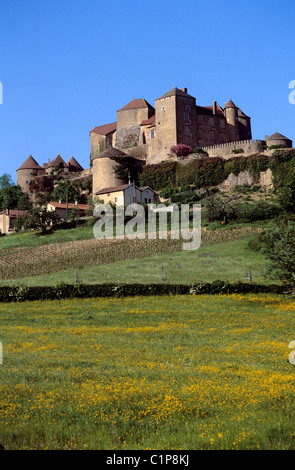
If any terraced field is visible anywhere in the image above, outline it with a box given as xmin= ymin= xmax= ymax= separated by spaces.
xmin=0 ymin=226 xmax=263 ymax=280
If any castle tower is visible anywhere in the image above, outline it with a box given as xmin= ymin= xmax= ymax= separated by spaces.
xmin=148 ymin=87 xmax=197 ymax=164
xmin=92 ymin=146 xmax=128 ymax=197
xmin=16 ymin=155 xmax=44 ymax=197
xmin=224 ymin=100 xmax=240 ymax=142
xmin=115 ymin=99 xmax=154 ymax=151
xmin=238 ymin=109 xmax=252 ymax=140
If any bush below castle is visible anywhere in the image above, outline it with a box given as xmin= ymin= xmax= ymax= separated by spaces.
xmin=139 ymin=150 xmax=295 ymax=191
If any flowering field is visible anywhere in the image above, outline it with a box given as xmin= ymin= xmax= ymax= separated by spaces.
xmin=1 ymin=293 xmax=295 ymax=450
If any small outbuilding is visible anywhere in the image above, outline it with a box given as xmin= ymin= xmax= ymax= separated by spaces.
xmin=265 ymin=132 xmax=292 ymax=148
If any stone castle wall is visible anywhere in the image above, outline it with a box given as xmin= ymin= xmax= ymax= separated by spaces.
xmin=202 ymin=139 xmax=264 ymax=159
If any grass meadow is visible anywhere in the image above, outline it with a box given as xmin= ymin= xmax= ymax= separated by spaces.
xmin=0 ymin=237 xmax=271 ymax=287
xmin=1 ymin=293 xmax=295 ymax=450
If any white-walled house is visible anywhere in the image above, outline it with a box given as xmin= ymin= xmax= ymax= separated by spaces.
xmin=94 ymin=183 xmax=157 ymax=206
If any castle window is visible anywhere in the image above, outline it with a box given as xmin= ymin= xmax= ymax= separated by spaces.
xmin=209 ymin=131 xmax=214 ymax=141
xmin=161 ymin=106 xmax=166 ymax=111
xmin=151 ymin=130 xmax=155 ymax=139
xmin=185 ymin=105 xmax=191 ymax=112
xmin=184 ymin=113 xmax=190 ymax=122
xmin=184 ymin=126 xmax=190 ymax=136
xmin=198 ymin=129 xmax=204 ymax=140
xmin=209 ymin=117 xmax=214 ymax=127
xmin=198 ymin=115 xmax=203 ymax=124
xmin=220 ymin=120 xmax=225 ymax=129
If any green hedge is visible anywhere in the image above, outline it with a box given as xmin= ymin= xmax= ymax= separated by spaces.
xmin=139 ymin=154 xmax=278 ymax=190
xmin=0 ymin=281 xmax=287 ymax=303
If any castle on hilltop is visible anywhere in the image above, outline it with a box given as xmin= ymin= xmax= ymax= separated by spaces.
xmin=90 ymin=86 xmax=252 ymax=166
xmin=16 ymin=86 xmax=293 ymax=203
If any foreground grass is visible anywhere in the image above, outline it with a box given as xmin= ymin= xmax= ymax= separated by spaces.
xmin=1 ymin=293 xmax=295 ymax=450
xmin=0 ymin=237 xmax=272 ymax=286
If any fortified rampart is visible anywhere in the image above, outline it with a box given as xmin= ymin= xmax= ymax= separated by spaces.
xmin=202 ymin=139 xmax=264 ymax=159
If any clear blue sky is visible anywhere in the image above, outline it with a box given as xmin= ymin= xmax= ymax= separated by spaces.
xmin=0 ymin=0 xmax=294 ymax=184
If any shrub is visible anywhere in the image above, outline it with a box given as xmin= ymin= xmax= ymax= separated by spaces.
xmin=0 ymin=281 xmax=285 ymax=303
xmin=232 ymin=148 xmax=244 ymax=154
xmin=169 ymin=143 xmax=194 ymax=158
xmin=237 ymin=201 xmax=280 ymax=222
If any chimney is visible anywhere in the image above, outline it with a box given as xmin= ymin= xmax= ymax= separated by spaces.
xmin=181 ymin=88 xmax=187 ymax=94
xmin=48 ymin=158 xmax=51 ymax=164
xmin=213 ymin=101 xmax=217 ymax=115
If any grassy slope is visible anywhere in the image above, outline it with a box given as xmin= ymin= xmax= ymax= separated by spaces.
xmin=0 ymin=236 xmax=271 ymax=286
xmin=0 ymin=224 xmax=94 ymax=250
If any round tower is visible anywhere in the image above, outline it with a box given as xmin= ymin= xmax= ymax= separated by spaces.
xmin=16 ymin=155 xmax=44 ymax=197
xmin=92 ymin=146 xmax=128 ymax=197
xmin=224 ymin=100 xmax=239 ymax=142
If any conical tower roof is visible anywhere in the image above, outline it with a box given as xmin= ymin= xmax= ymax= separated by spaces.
xmin=68 ymin=156 xmax=84 ymax=171
xmin=224 ymin=99 xmax=238 ymax=109
xmin=17 ymin=155 xmax=43 ymax=171
xmin=93 ymin=146 xmax=128 ymax=160
xmin=267 ymin=131 xmax=290 ymax=140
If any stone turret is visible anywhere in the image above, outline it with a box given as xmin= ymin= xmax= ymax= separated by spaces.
xmin=224 ymin=100 xmax=239 ymax=142
xmin=16 ymin=155 xmax=44 ymax=197
xmin=92 ymin=146 xmax=128 ymax=197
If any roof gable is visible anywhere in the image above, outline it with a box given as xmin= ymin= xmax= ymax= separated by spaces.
xmin=47 ymin=155 xmax=68 ymax=168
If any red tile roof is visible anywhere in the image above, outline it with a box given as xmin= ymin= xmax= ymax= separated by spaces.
xmin=68 ymin=156 xmax=84 ymax=171
xmin=95 ymin=184 xmax=132 ymax=195
xmin=203 ymin=105 xmax=225 ymax=116
xmin=141 ymin=115 xmax=155 ymax=126
xmin=17 ymin=155 xmax=43 ymax=171
xmin=117 ymin=99 xmax=154 ymax=112
xmin=90 ymin=122 xmax=117 ymax=136
xmin=48 ymin=202 xmax=89 ymax=210
xmin=224 ymin=100 xmax=238 ymax=109
xmin=5 ymin=209 xmax=26 ymax=218
xmin=46 ymin=155 xmax=68 ymax=168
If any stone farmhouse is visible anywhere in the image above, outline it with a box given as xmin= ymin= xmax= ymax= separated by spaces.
xmin=95 ymin=183 xmax=157 ymax=206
